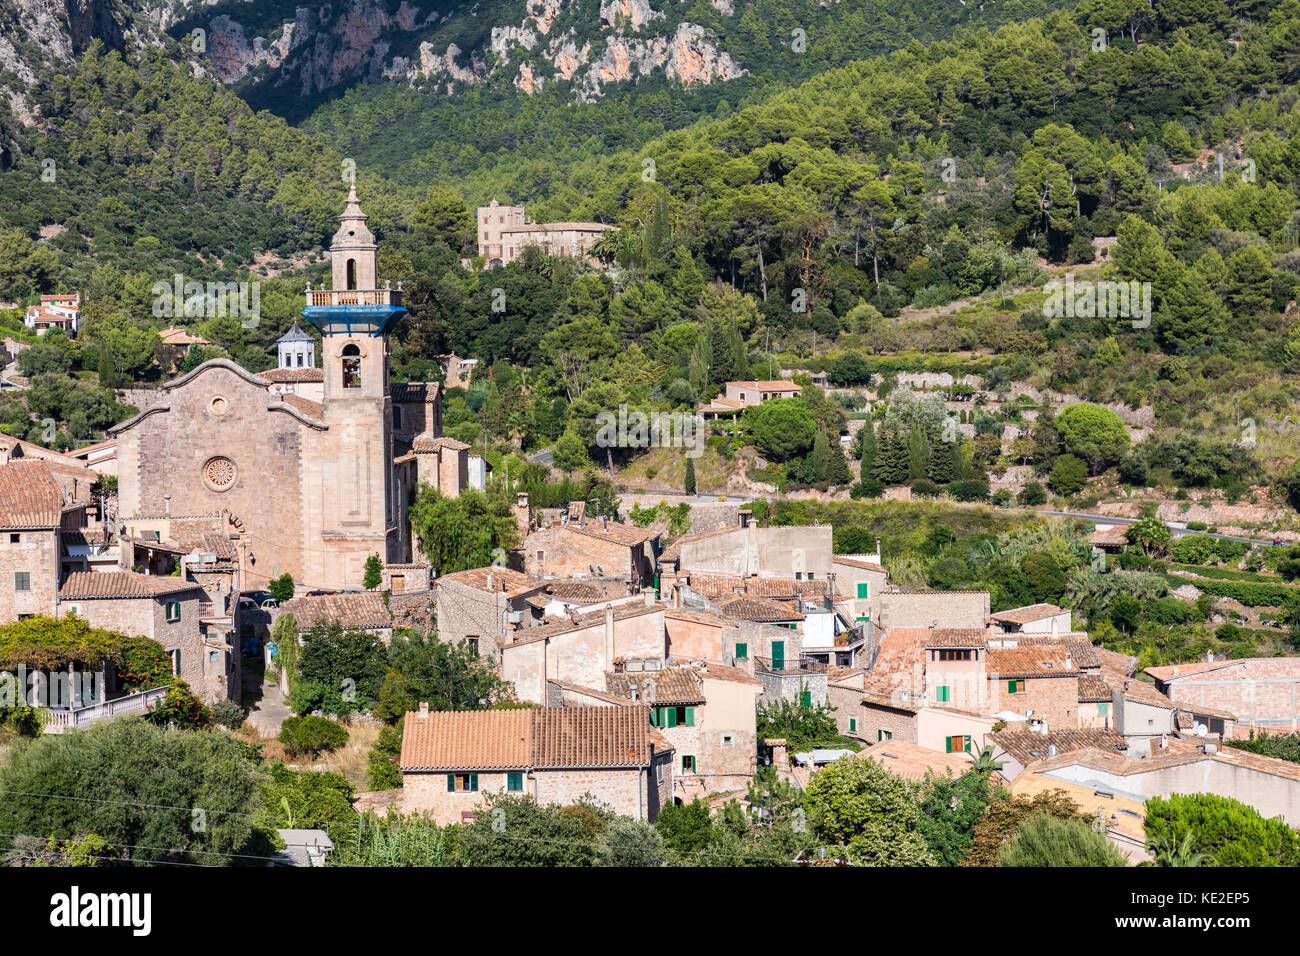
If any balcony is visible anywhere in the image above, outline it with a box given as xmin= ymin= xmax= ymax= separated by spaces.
xmin=753 ymin=656 xmax=827 ymax=677
xmin=305 ymin=286 xmax=403 ymax=308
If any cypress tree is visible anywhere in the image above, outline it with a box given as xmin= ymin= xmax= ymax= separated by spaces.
xmin=684 ymin=457 xmax=697 ymax=495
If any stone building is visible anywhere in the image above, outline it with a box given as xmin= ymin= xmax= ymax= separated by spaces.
xmin=1146 ymin=657 xmax=1300 ymax=738
xmin=434 ymin=566 xmax=548 ymax=662
xmin=109 ymin=189 xmax=469 ymax=593
xmin=57 ymin=571 xmax=229 ymax=702
xmin=520 ymin=504 xmax=659 ymax=586
xmin=399 ymin=704 xmax=674 ymax=824
xmin=0 ymin=460 xmax=87 ymax=622
xmin=475 ymin=200 xmax=613 ymax=268
xmin=602 ymin=660 xmax=762 ymax=802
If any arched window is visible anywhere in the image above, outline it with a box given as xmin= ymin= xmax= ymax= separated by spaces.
xmin=342 ymin=344 xmax=361 ymax=389
xmin=346 ymin=258 xmax=357 ymax=290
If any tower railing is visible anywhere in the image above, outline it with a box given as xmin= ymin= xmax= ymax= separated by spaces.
xmin=305 ymin=287 xmax=403 ymax=308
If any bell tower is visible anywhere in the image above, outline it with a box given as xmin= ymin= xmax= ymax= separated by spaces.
xmin=300 ymin=185 xmax=407 ymax=588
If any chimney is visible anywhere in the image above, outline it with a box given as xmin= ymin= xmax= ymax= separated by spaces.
xmin=1051 ymin=616 xmax=1059 ymax=638
xmin=1160 ymin=734 xmax=1168 ymax=750
xmin=418 ymin=701 xmax=429 ymax=718
xmin=604 ymin=604 xmax=615 ymax=667
xmin=1048 ymin=743 xmax=1057 ymax=758
xmin=164 ymin=494 xmax=171 ymax=517
xmin=1065 ymin=652 xmax=1073 ymax=671
xmin=601 ymin=515 xmax=608 ymax=531
xmin=487 ymin=573 xmax=494 ymax=593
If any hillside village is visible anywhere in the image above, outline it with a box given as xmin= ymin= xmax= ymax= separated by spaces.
xmin=2 ymin=190 xmax=1299 ymax=874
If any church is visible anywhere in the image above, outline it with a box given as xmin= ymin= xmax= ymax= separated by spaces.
xmin=110 ymin=188 xmax=471 ymax=592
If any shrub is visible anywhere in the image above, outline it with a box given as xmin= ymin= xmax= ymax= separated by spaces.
xmin=996 ymin=814 xmax=1127 ymax=866
xmin=1145 ymin=793 xmax=1300 ymax=866
xmin=910 ymin=479 xmax=942 ymax=498
xmin=946 ymin=479 xmax=990 ymax=502
xmin=279 ymin=715 xmax=349 ymax=758
xmin=211 ymin=699 xmax=246 ymax=730
xmin=1047 ymin=454 xmax=1088 ymax=496
xmin=1018 ymin=480 xmax=1047 ymax=506
xmin=850 ymin=478 xmax=884 ymax=499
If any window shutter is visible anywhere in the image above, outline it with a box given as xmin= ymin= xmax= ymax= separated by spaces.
xmin=684 ymin=707 xmax=695 ymax=727
xmin=849 ymin=718 xmax=856 ymax=732
xmin=1008 ymin=679 xmax=1016 ymax=693
xmin=470 ymin=773 xmax=478 ymax=792
xmin=945 ymin=736 xmax=953 ymax=753
xmin=447 ymin=774 xmax=455 ymax=792
xmin=857 ymin=583 xmax=869 ymax=599
xmin=964 ymin=736 xmax=971 ymax=753
xmin=665 ymin=707 xmax=677 ymax=728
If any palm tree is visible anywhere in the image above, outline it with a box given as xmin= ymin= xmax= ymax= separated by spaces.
xmin=1146 ymin=832 xmax=1211 ymax=867
xmin=968 ymin=745 xmax=1004 ymax=777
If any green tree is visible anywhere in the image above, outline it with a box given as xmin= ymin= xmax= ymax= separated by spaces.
xmin=1054 ymin=403 xmax=1130 ymax=475
xmin=684 ymin=456 xmax=697 ymax=495
xmin=374 ymin=632 xmax=517 ymax=721
xmin=1125 ymin=517 xmax=1172 ymax=557
xmin=805 ymin=756 xmax=937 ymax=865
xmin=1144 ymin=793 xmax=1300 ymax=866
xmin=268 ymin=573 xmax=295 ymax=603
xmin=748 ymin=398 xmax=817 ymax=462
xmin=996 ymin=814 xmax=1127 ymax=866
xmin=409 ymin=486 xmax=520 ymax=574
xmin=363 ymin=554 xmax=384 ymax=591
xmin=0 ymin=718 xmax=271 ymax=866
xmin=1047 ymin=454 xmax=1089 ymax=496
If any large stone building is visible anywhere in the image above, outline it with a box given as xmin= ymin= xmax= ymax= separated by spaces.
xmin=475 ymin=200 xmax=613 ymax=268
xmin=109 ymin=189 xmax=468 ymax=592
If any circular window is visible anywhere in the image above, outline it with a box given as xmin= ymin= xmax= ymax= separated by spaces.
xmin=203 ymin=456 xmax=238 ymax=492
xmin=210 ymin=396 xmax=228 ymax=416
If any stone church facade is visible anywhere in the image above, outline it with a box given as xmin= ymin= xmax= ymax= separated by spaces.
xmin=111 ymin=188 xmax=469 ymax=593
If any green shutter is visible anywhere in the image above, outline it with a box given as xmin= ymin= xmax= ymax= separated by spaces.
xmin=857 ymin=582 xmax=869 ymax=599
xmin=665 ymin=707 xmax=678 ymax=728
xmin=945 ymin=736 xmax=953 ymax=753
xmin=508 ymin=772 xmax=523 ymax=792
xmin=849 ymin=718 xmax=856 ymax=732
xmin=447 ymin=774 xmax=455 ymax=792
xmin=1008 ymin=679 xmax=1016 ymax=693
xmin=469 ymin=773 xmax=478 ymax=792
xmin=735 ymin=643 xmax=747 ymax=660
xmin=964 ymin=736 xmax=971 ymax=753
xmin=800 ymin=691 xmax=811 ymax=707
xmin=684 ymin=707 xmax=695 ymax=727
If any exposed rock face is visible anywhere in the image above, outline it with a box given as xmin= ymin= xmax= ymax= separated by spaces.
xmin=0 ymin=0 xmax=751 ymax=118
xmin=182 ymin=0 xmax=743 ymax=102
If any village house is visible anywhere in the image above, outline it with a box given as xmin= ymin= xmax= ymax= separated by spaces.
xmin=434 ymin=566 xmax=548 ymax=661
xmin=1146 ymin=656 xmax=1299 ymax=738
xmin=856 ymin=740 xmax=1005 ymax=784
xmin=399 ymin=704 xmax=673 ymax=824
xmin=698 ymin=380 xmax=802 ymax=421
xmin=280 ymin=592 xmax=396 ymax=644
xmin=500 ymin=601 xmax=666 ymax=704
xmin=832 ymin=550 xmax=889 ymax=627
xmin=1023 ymin=736 xmax=1300 ymax=828
xmin=519 ymin=501 xmax=659 ymax=586
xmin=988 ymin=728 xmax=1129 ymax=781
xmin=658 ymin=519 xmax=833 ymax=585
xmin=0 ymin=460 xmax=88 ymax=622
xmin=1009 ymin=771 xmax=1149 ymax=862
xmin=603 ymin=660 xmax=762 ymax=802
xmin=475 ymin=200 xmax=613 ymax=268
xmin=989 ymin=603 xmax=1074 ymax=634
xmin=156 ymin=327 xmax=212 ymax=370
xmin=57 ymin=571 xmax=229 ymax=702
xmin=23 ymin=294 xmax=79 ymax=335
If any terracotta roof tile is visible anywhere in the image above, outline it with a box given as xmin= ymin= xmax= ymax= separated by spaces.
xmin=991 ymin=603 xmax=1064 ymax=626
xmin=560 ymin=519 xmax=658 ymax=548
xmin=923 ymin=627 xmax=988 ymax=648
xmin=862 ymin=627 xmax=929 ymax=704
xmin=400 ymin=706 xmax=665 ymax=771
xmin=1078 ymin=674 xmax=1111 ymax=702
xmin=279 ymin=393 xmax=323 ymax=419
xmin=0 ymin=460 xmax=63 ymax=529
xmin=281 ymin=592 xmax=393 ymax=630
xmin=436 ymin=566 xmax=541 ymax=597
xmin=716 ymin=595 xmax=804 ymax=623
xmin=258 ymin=367 xmax=323 ymax=383
xmin=990 ymin=729 xmax=1127 ymax=766
xmin=58 ymin=571 xmax=203 ymax=600
xmin=606 ymin=667 xmax=704 ymax=705
xmin=986 ymin=645 xmax=1081 ymax=679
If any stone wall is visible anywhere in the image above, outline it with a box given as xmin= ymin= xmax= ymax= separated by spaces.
xmin=0 ymin=528 xmax=58 ymax=619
